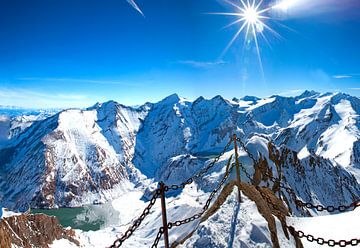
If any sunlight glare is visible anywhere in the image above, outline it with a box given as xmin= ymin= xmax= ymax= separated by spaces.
xmin=272 ymin=0 xmax=301 ymax=11
xmin=212 ymin=0 xmax=281 ymax=79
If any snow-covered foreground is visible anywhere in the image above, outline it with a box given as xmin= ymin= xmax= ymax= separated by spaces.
xmin=51 ymin=188 xmax=287 ymax=248
xmin=51 ymin=186 xmax=359 ymax=248
xmin=47 ymin=145 xmax=360 ymax=248
xmin=288 ymin=207 xmax=360 ymax=248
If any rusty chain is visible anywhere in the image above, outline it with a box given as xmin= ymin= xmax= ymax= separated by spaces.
xmin=151 ymin=227 xmax=164 ymax=248
xmin=109 ymin=189 xmax=161 ymax=248
xmin=256 ymin=186 xmax=360 ymax=247
xmin=166 ymin=162 xmax=236 ymax=230
xmin=167 ymin=138 xmax=233 ymax=191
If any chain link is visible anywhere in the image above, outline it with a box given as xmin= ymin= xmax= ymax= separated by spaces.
xmin=234 ymin=137 xmax=256 ymax=183
xmin=167 ymin=162 xmax=236 ymax=229
xmin=256 ymin=185 xmax=360 ymax=247
xmin=294 ymin=200 xmax=360 ymax=213
xmin=256 ymin=185 xmax=282 ymax=212
xmin=239 ymin=162 xmax=254 ymax=183
xmin=168 ymin=138 xmax=233 ymax=191
xmin=109 ymin=189 xmax=161 ymax=248
xmin=236 ymin=137 xmax=257 ymax=165
xmin=151 ymin=227 xmax=164 ymax=248
xmin=288 ymin=226 xmax=360 ymax=247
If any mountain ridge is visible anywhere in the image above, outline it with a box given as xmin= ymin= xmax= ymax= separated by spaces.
xmin=0 ymin=90 xmax=359 ymax=211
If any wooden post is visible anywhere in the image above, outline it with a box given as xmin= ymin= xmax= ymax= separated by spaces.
xmin=160 ymin=182 xmax=170 ymax=248
xmin=233 ymin=134 xmax=242 ymax=203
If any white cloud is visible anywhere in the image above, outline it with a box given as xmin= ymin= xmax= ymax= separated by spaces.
xmin=0 ymin=87 xmax=102 ymax=109
xmin=177 ymin=60 xmax=226 ymax=68
xmin=126 ymin=0 xmax=144 ymax=16
xmin=333 ymin=75 xmax=353 ymax=79
xmin=333 ymin=73 xmax=360 ymax=79
xmin=349 ymin=88 xmax=360 ymax=90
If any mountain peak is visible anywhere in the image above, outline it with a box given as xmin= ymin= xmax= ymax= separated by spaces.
xmin=297 ymin=90 xmax=320 ymax=99
xmin=160 ymin=93 xmax=181 ymax=104
xmin=211 ymin=95 xmax=228 ymax=103
xmin=240 ymin=96 xmax=261 ymax=103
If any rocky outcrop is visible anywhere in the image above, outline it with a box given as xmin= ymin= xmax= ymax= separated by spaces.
xmin=173 ymin=181 xmax=303 ymax=248
xmin=255 ymin=142 xmax=360 ymax=215
xmin=0 ymin=213 xmax=79 ymax=248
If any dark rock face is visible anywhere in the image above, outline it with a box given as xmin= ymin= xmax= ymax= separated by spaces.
xmin=0 ymin=213 xmax=79 ymax=248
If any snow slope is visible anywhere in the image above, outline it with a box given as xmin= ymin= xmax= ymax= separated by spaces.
xmin=288 ymin=207 xmax=360 ymax=248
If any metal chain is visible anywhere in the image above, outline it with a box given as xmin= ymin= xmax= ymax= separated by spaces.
xmin=151 ymin=227 xmax=164 ymax=248
xmin=168 ymin=137 xmax=233 ymax=191
xmin=294 ymin=199 xmax=360 ymax=213
xmin=288 ymin=226 xmax=360 ymax=247
xmin=110 ymin=189 xmax=161 ymax=248
xmin=167 ymin=163 xmax=236 ymax=229
xmin=234 ymin=137 xmax=255 ymax=183
xmin=236 ymin=136 xmax=360 ymax=213
xmin=110 ymin=137 xmax=233 ymax=247
xmin=239 ymin=162 xmax=253 ymax=183
xmin=263 ymin=170 xmax=360 ymax=213
xmin=110 ymin=135 xmax=360 ymax=247
xmin=236 ymin=137 xmax=257 ymax=165
xmin=256 ymin=185 xmax=282 ymax=212
xmin=256 ymin=186 xmax=360 ymax=247
xmin=264 ymin=171 xmax=299 ymax=201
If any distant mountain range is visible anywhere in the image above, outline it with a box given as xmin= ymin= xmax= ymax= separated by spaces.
xmin=0 ymin=91 xmax=359 ymax=213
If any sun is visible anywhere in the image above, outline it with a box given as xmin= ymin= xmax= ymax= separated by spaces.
xmin=244 ymin=8 xmax=259 ymax=23
xmin=211 ymin=0 xmax=281 ymax=77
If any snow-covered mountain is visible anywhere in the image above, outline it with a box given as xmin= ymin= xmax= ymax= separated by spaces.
xmin=1 ymin=91 xmax=359 ymax=210
xmin=0 ymin=91 xmax=359 ymax=247
xmin=0 ymin=102 xmax=148 ymax=209
xmin=0 ymin=106 xmax=59 ymax=148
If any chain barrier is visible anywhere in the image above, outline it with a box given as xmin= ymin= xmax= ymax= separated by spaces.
xmin=256 ymin=185 xmax=360 ymax=247
xmin=236 ymin=137 xmax=257 ymax=164
xmin=167 ymin=138 xmax=233 ymax=191
xmin=288 ymin=226 xmax=360 ymax=247
xmin=110 ymin=134 xmax=360 ymax=248
xmin=263 ymin=170 xmax=360 ymax=213
xmin=236 ymin=137 xmax=360 ymax=213
xmin=109 ymin=138 xmax=233 ymax=247
xmin=167 ymin=162 xmax=236 ymax=230
xmin=294 ymin=199 xmax=360 ymax=213
xmin=109 ymin=189 xmax=161 ymax=248
xmin=239 ymin=161 xmax=254 ymax=183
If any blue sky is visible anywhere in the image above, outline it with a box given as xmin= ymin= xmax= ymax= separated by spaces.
xmin=0 ymin=0 xmax=360 ymax=108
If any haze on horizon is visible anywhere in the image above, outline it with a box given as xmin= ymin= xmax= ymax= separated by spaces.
xmin=0 ymin=0 xmax=359 ymax=108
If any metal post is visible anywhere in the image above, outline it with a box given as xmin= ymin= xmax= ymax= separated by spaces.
xmin=233 ymin=134 xmax=242 ymax=203
xmin=160 ymin=182 xmax=170 ymax=248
